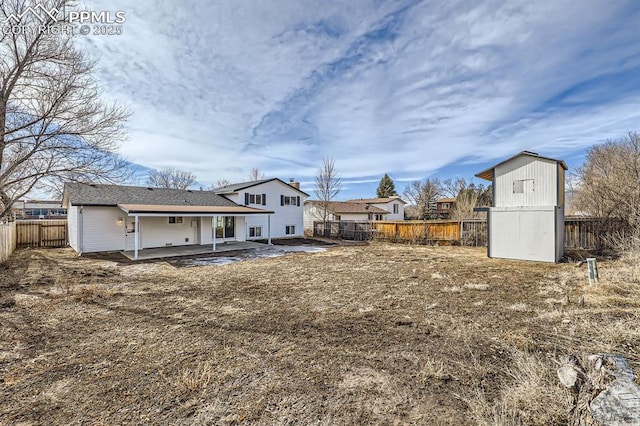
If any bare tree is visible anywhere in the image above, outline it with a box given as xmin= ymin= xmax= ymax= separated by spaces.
xmin=248 ymin=168 xmax=265 ymax=181
xmin=146 ymin=168 xmax=197 ymax=190
xmin=212 ymin=178 xmax=230 ymax=189
xmin=314 ymin=157 xmax=342 ymax=223
xmin=574 ymin=131 xmax=640 ymax=226
xmin=442 ymin=178 xmax=492 ymax=220
xmin=402 ymin=179 xmax=441 ymax=220
xmin=0 ymin=0 xmax=131 ymax=219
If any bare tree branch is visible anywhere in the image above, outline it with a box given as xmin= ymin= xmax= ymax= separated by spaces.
xmin=146 ymin=168 xmax=197 ymax=190
xmin=248 ymin=168 xmax=265 ymax=181
xmin=314 ymin=157 xmax=342 ymax=223
xmin=0 ymin=0 xmax=132 ymax=219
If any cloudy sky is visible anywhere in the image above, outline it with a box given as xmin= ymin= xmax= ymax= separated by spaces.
xmin=81 ymin=0 xmax=640 ymax=199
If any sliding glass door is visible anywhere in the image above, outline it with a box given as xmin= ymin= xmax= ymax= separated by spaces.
xmin=215 ymin=217 xmax=235 ymax=239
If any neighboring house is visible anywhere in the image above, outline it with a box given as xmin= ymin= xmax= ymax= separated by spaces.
xmin=475 ymin=151 xmax=567 ymax=263
xmin=12 ymin=200 xmax=67 ymax=219
xmin=62 ymin=183 xmax=273 ymax=258
xmin=435 ymin=198 xmax=456 ymax=219
xmin=304 ymin=200 xmax=388 ymax=231
xmin=347 ymin=196 xmax=407 ymax=221
xmin=212 ymin=178 xmax=307 ymax=239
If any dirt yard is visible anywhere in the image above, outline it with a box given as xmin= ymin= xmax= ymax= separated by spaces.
xmin=1 ymin=243 xmax=639 ymax=425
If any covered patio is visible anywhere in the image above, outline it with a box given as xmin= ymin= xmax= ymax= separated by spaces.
xmin=117 ymin=204 xmax=274 ymax=260
xmin=121 ymin=241 xmax=266 ymax=261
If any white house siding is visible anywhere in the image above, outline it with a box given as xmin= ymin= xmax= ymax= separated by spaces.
xmin=227 ymin=181 xmax=304 ymax=238
xmin=138 ymin=216 xmax=200 ymax=248
xmin=340 ymin=213 xmax=372 ymax=221
xmin=494 ymin=157 xmax=558 ymax=207
xmin=81 ymin=206 xmax=126 ymax=253
xmin=369 ymin=201 xmax=404 ymax=220
xmin=67 ymin=206 xmax=79 ymax=252
xmin=303 ymin=203 xmax=337 ymax=231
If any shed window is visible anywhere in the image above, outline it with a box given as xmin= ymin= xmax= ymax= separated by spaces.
xmin=513 ymin=179 xmax=534 ymax=193
xmin=168 ymin=216 xmax=183 ymax=224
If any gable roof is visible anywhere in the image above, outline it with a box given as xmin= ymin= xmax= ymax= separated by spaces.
xmin=212 ymin=177 xmax=309 ymax=197
xmin=347 ymin=197 xmax=407 ymax=204
xmin=437 ymin=198 xmax=456 ymax=203
xmin=475 ymin=151 xmax=568 ymax=181
xmin=306 ymin=200 xmax=388 ymax=214
xmin=63 ymin=183 xmax=238 ymax=208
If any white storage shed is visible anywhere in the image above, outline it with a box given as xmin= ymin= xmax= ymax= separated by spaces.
xmin=475 ymin=151 xmax=567 ymax=263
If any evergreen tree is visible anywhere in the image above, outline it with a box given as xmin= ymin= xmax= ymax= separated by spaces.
xmin=376 ymin=174 xmax=398 ymax=198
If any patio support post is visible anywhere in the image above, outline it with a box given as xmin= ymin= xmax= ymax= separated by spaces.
xmin=212 ymin=215 xmax=216 ymax=252
xmin=134 ymin=215 xmax=139 ymax=260
xmin=267 ymin=214 xmax=272 ymax=245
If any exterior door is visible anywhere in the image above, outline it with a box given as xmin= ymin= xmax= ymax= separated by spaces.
xmin=215 ymin=217 xmax=235 ymax=239
xmin=125 ymin=217 xmax=137 ymax=250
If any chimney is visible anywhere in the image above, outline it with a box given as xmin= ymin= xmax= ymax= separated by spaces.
xmin=289 ymin=178 xmax=300 ymax=190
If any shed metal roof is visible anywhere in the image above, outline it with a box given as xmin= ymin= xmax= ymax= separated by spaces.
xmin=475 ymin=151 xmax=568 ymax=181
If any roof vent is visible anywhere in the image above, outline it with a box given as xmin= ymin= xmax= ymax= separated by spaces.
xmin=147 ymin=187 xmax=154 ymax=190
xmin=187 ymin=190 xmax=193 ymax=193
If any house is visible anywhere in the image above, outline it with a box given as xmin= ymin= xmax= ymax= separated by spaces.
xmin=347 ymin=196 xmax=407 ymax=220
xmin=435 ymin=198 xmax=456 ymax=219
xmin=475 ymin=151 xmax=567 ymax=263
xmin=212 ymin=178 xmax=307 ymax=239
xmin=62 ymin=183 xmax=273 ymax=259
xmin=304 ymin=200 xmax=388 ymax=231
xmin=12 ymin=200 xmax=67 ymax=219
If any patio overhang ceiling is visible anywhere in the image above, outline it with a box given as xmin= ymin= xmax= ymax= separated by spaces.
xmin=117 ymin=204 xmax=274 ymax=216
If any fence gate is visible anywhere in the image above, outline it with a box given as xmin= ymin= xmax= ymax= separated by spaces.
xmin=16 ymin=220 xmax=68 ymax=248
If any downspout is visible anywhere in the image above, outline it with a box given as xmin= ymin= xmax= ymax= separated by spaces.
xmin=78 ymin=206 xmax=84 ymax=256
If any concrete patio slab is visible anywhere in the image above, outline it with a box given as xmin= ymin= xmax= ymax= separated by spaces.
xmin=121 ymin=241 xmax=266 ymax=260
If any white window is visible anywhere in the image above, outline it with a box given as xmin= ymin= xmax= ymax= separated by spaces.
xmin=249 ymin=194 xmax=263 ymax=204
xmin=281 ymin=195 xmax=300 ymax=206
xmin=168 ymin=216 xmax=183 ymax=224
xmin=249 ymin=226 xmax=262 ymax=238
xmin=441 ymin=203 xmax=450 ymax=209
xmin=285 ymin=225 xmax=296 ymax=235
xmin=374 ymin=214 xmax=383 ymax=221
xmin=393 ymin=204 xmax=399 ymax=214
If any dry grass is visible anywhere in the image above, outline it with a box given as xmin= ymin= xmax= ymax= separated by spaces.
xmin=1 ymin=243 xmax=639 ymax=425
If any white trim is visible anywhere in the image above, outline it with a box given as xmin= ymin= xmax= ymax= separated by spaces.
xmin=134 ymin=215 xmax=139 ymax=260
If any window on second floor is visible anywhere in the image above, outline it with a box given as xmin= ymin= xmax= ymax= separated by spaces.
xmin=245 ymin=193 xmax=266 ymax=205
xmin=393 ymin=204 xmax=399 ymax=214
xmin=281 ymin=195 xmax=300 ymax=206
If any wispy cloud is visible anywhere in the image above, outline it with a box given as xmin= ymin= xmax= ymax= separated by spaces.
xmin=81 ymin=0 xmax=640 ymax=197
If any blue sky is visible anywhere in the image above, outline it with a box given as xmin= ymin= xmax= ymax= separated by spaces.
xmin=81 ymin=0 xmax=640 ymax=199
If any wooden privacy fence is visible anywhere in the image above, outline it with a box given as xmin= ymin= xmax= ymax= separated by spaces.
xmin=0 ymin=221 xmax=17 ymax=263
xmin=372 ymin=221 xmax=460 ymax=243
xmin=15 ymin=220 xmax=68 ymax=248
xmin=313 ymin=217 xmax=630 ymax=249
xmin=564 ymin=216 xmax=630 ymax=250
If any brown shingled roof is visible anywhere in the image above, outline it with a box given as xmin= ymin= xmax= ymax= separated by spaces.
xmin=306 ymin=201 xmax=388 ymax=214
xmin=347 ymin=197 xmax=407 ymax=204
